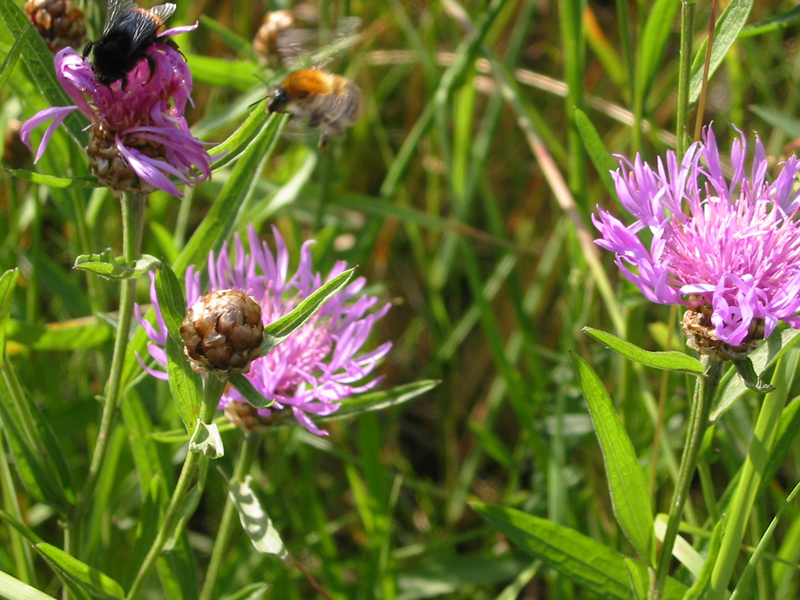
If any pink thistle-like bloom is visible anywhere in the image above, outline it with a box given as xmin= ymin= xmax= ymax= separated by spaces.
xmin=20 ymin=25 xmax=212 ymax=198
xmin=593 ymin=126 xmax=800 ymax=354
xmin=137 ymin=225 xmax=392 ymax=436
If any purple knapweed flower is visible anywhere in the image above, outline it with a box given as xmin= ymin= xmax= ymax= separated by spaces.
xmin=137 ymin=225 xmax=392 ymax=436
xmin=20 ymin=24 xmax=212 ymax=198
xmin=593 ymin=126 xmax=800 ymax=357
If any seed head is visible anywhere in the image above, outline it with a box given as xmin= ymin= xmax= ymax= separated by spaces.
xmin=180 ymin=289 xmax=264 ymax=376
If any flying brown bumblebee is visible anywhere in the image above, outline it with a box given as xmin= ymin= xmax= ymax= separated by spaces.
xmin=268 ymin=69 xmax=362 ymax=150
xmin=83 ymin=0 xmax=176 ymax=87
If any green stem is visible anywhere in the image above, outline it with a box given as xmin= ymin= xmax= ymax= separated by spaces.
xmin=73 ymin=192 xmax=146 ymax=522
xmin=675 ymin=1 xmax=694 ymax=159
xmin=707 ymin=348 xmax=798 ymax=599
xmin=126 ymin=375 xmax=225 ymax=600
xmin=652 ymin=357 xmax=722 ymax=600
xmin=199 ymin=431 xmax=262 ymax=600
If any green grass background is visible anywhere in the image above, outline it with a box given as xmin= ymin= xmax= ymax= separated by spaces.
xmin=3 ymin=0 xmax=800 ymax=598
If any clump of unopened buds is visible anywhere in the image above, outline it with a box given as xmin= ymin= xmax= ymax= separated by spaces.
xmin=24 ymin=0 xmax=86 ymax=53
xmin=180 ymin=289 xmax=264 ymax=377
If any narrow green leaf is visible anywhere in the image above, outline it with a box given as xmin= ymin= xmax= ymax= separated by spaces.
xmin=262 ymin=268 xmax=354 ymax=349
xmin=634 ymin=0 xmax=680 ymax=107
xmin=0 ymin=23 xmax=31 ymax=92
xmin=73 ymin=251 xmax=159 ymax=280
xmin=320 ymin=380 xmax=437 ymax=422
xmin=733 ymin=357 xmax=774 ymax=393
xmin=185 ymin=54 xmax=259 ymax=91
xmin=684 ymin=520 xmax=724 ymax=600
xmin=198 ymin=15 xmax=257 ymax=58
xmin=574 ymin=109 xmax=618 ymax=199
xmin=689 ymin=0 xmax=754 ymax=104
xmin=188 ymin=420 xmax=224 ymax=458
xmin=0 ymin=366 xmax=74 ymax=509
xmin=162 ymin=485 xmax=203 ymax=553
xmin=0 ymin=0 xmax=88 ymax=148
xmin=220 ymin=583 xmax=269 ymax=600
xmin=5 ymin=318 xmax=112 ymax=353
xmin=0 ymin=510 xmax=45 ymax=546
xmin=749 ymin=105 xmax=800 ymax=139
xmin=228 ymin=374 xmax=275 ymax=409
xmin=229 ymin=475 xmax=288 ymax=560
xmin=573 ymin=354 xmax=655 ymax=565
xmin=165 ymin=335 xmax=203 ymax=432
xmin=34 ymin=543 xmax=124 ymax=599
xmin=583 ymin=327 xmax=704 ymax=374
xmin=739 ymin=4 xmax=800 ymax=37
xmin=209 ymin=108 xmax=269 ymax=171
xmin=4 ymin=170 xmax=98 ymax=188
xmin=173 ymin=112 xmax=285 ymax=275
xmin=0 ymin=569 xmax=58 ymax=600
xmin=654 ymin=514 xmax=703 ymax=577
xmin=155 ymin=262 xmax=187 ymax=344
xmin=729 ymin=481 xmax=800 ymax=600
xmin=473 ymin=503 xmax=687 ymax=599
xmin=712 ymin=326 xmax=800 ymax=421
xmin=0 ymin=269 xmax=20 ymax=363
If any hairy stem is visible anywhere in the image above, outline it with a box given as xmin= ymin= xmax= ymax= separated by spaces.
xmin=652 ymin=357 xmax=722 ymax=600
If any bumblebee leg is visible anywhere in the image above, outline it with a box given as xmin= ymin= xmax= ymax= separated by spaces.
xmin=145 ymin=54 xmax=158 ymax=83
xmin=82 ymin=41 xmax=94 ymax=59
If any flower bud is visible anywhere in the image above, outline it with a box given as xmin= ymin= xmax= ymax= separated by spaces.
xmin=87 ymin=122 xmax=168 ymax=194
xmin=682 ymin=301 xmax=765 ymax=362
xmin=253 ymin=10 xmax=295 ymax=65
xmin=24 ymin=0 xmax=86 ymax=53
xmin=180 ymin=289 xmax=264 ymax=376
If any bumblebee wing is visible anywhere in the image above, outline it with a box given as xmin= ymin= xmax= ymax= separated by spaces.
xmin=148 ymin=3 xmax=177 ymax=25
xmin=103 ymin=0 xmax=138 ymax=34
xmin=127 ymin=3 xmax=176 ymax=51
xmin=277 ymin=16 xmax=362 ymax=69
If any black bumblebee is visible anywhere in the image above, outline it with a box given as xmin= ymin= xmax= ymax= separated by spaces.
xmin=83 ymin=0 xmax=176 ymax=87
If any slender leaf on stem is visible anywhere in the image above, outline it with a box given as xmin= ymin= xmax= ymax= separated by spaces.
xmin=729 ymin=480 xmax=800 ymax=600
xmin=318 ymin=380 xmax=438 ymax=422
xmin=573 ymin=354 xmax=655 ymax=565
xmin=0 ymin=269 xmax=20 ymax=363
xmin=749 ymin=105 xmax=800 ymax=138
xmin=198 ymin=15 xmax=257 ymax=58
xmin=740 ymin=5 xmax=800 ymax=37
xmin=34 ymin=543 xmax=125 ymax=599
xmin=712 ymin=326 xmax=800 ymax=421
xmin=260 ymin=268 xmax=354 ymax=353
xmin=155 ymin=262 xmax=188 ymax=344
xmin=0 ymin=23 xmax=31 ymax=91
xmin=0 ymin=0 xmax=88 ymax=147
xmin=6 ymin=318 xmax=112 ymax=353
xmin=209 ymin=108 xmax=269 ymax=172
xmin=684 ymin=520 xmax=724 ymax=600
xmin=688 ymin=0 xmax=754 ymax=104
xmin=229 ymin=475 xmax=288 ymax=561
xmin=654 ymin=514 xmax=703 ymax=578
xmin=220 ymin=584 xmax=269 ymax=600
xmin=635 ymin=0 xmax=680 ymax=109
xmin=574 ymin=109 xmax=618 ymax=199
xmin=5 ymin=170 xmax=98 ymax=188
xmin=73 ymin=251 xmax=159 ymax=280
xmin=583 ymin=327 xmax=704 ymax=374
xmin=473 ymin=503 xmax=687 ymax=599
xmin=228 ymin=374 xmax=276 ymax=409
xmin=0 ymin=365 xmax=75 ymax=510
xmin=166 ymin=335 xmax=203 ymax=432
xmin=0 ymin=570 xmax=58 ymax=600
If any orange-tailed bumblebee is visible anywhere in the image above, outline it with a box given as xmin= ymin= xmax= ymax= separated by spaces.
xmin=268 ymin=69 xmax=361 ymax=150
xmin=83 ymin=0 xmax=176 ymax=87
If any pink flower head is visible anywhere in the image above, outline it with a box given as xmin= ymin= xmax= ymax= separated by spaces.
xmin=137 ymin=225 xmax=392 ymax=436
xmin=593 ymin=126 xmax=800 ymax=348
xmin=20 ymin=25 xmax=212 ymax=198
